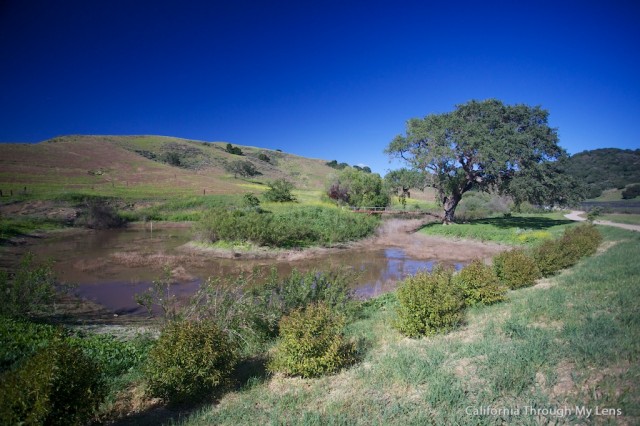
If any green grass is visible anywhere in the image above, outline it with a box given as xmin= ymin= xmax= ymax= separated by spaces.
xmin=590 ymin=188 xmax=625 ymax=202
xmin=419 ymin=214 xmax=574 ymax=245
xmin=122 ymin=194 xmax=243 ymax=221
xmin=175 ymin=226 xmax=640 ymax=425
xmin=597 ymin=213 xmax=640 ymax=225
xmin=0 ymin=216 xmax=66 ymax=242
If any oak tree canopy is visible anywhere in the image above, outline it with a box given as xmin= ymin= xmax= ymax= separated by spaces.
xmin=385 ymin=99 xmax=582 ymax=223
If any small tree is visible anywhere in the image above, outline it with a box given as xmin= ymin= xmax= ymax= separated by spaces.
xmin=162 ymin=151 xmax=182 ymax=166
xmin=326 ymin=168 xmax=389 ymax=208
xmin=225 ymin=143 xmax=243 ymax=155
xmin=264 ymin=179 xmax=296 ymax=202
xmin=0 ymin=253 xmax=57 ymax=318
xmin=622 ymin=184 xmax=640 ymax=199
xmin=225 ymin=160 xmax=259 ymax=178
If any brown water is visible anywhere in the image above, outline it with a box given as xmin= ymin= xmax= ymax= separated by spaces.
xmin=16 ymin=227 xmax=464 ymax=316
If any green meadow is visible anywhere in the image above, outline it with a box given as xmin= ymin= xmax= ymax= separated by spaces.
xmin=176 ymin=225 xmax=639 ymax=425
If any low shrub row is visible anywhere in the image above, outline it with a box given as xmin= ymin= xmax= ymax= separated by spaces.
xmin=0 ymin=332 xmax=106 ymax=426
xmin=195 ymin=206 xmax=379 ymax=248
xmin=136 ymin=267 xmax=358 ymax=402
xmin=533 ymin=223 xmax=602 ymax=276
xmin=395 ymin=224 xmax=602 ymax=337
xmin=0 ymin=316 xmax=154 ymax=424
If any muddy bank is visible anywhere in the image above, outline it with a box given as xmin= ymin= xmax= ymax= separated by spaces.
xmin=182 ymin=217 xmax=509 ymax=263
xmin=371 ymin=218 xmax=509 ymax=262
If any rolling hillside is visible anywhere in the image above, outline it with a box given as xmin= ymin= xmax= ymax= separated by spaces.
xmin=565 ymin=148 xmax=640 ymax=199
xmin=0 ymin=135 xmax=337 ymax=199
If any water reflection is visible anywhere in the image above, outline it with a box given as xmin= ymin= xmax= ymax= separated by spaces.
xmin=73 ymin=246 xmax=463 ymax=314
xmin=17 ymin=227 xmax=465 ymax=315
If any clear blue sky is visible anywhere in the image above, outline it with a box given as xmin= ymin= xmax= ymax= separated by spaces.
xmin=1 ymin=0 xmax=638 ymax=175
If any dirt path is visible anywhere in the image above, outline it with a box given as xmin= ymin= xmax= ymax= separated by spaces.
xmin=565 ymin=210 xmax=640 ymax=232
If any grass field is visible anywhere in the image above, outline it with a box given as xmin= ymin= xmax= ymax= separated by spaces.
xmin=175 ymin=225 xmax=639 ymax=425
xmin=0 ymin=135 xmax=338 ymax=202
xmin=596 ymin=213 xmax=640 ymax=225
xmin=419 ymin=213 xmax=574 ymax=245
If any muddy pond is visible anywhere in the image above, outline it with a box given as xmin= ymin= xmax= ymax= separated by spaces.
xmin=7 ymin=220 xmax=507 ymax=317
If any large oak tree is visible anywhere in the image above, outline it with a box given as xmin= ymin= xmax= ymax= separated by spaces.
xmin=385 ymin=99 xmax=582 ymax=223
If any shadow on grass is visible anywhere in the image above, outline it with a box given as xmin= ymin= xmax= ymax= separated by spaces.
xmin=421 ymin=215 xmax=573 ymax=230
xmin=110 ymin=356 xmax=270 ymax=426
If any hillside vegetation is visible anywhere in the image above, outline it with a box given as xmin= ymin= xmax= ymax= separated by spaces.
xmin=0 ymin=135 xmax=337 ymax=199
xmin=564 ymin=148 xmax=640 ymax=199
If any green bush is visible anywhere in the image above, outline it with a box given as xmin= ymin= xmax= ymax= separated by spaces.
xmin=533 ymin=238 xmax=569 ymax=277
xmin=77 ymin=198 xmax=125 ymax=229
xmin=263 ymin=178 xmax=296 ymax=202
xmin=395 ymin=266 xmax=465 ymax=337
xmin=0 ymin=316 xmax=60 ymax=372
xmin=186 ymin=268 xmax=356 ymax=356
xmin=243 ymin=192 xmax=261 ymax=208
xmin=561 ymin=223 xmax=602 ymax=261
xmin=455 ymin=260 xmax=507 ymax=306
xmin=195 ymin=206 xmax=378 ymax=248
xmin=0 ymin=339 xmax=106 ymax=426
xmin=144 ymin=320 xmax=237 ymax=403
xmin=533 ymin=224 xmax=602 ymax=277
xmin=493 ymin=249 xmax=541 ymax=289
xmin=268 ymin=303 xmax=355 ymax=378
xmin=0 ymin=252 xmax=57 ymax=318
xmin=621 ymin=183 xmax=640 ymax=199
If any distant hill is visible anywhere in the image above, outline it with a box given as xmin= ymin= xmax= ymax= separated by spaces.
xmin=564 ymin=148 xmax=640 ymax=199
xmin=0 ymin=135 xmax=337 ymax=199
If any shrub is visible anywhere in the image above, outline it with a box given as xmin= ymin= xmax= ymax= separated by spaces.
xmin=493 ymin=249 xmax=541 ymax=289
xmin=586 ymin=207 xmax=602 ymax=222
xmin=533 ymin=224 xmax=602 ymax=277
xmin=263 ymin=179 xmax=296 ymax=202
xmin=268 ymin=303 xmax=355 ymax=378
xmin=195 ymin=206 xmax=378 ymax=248
xmin=243 ymin=192 xmax=261 ymax=208
xmin=455 ymin=259 xmax=507 ymax=306
xmin=0 ymin=339 xmax=106 ymax=426
xmin=0 ymin=316 xmax=60 ymax=372
xmin=162 ymin=151 xmax=182 ymax=166
xmin=622 ymin=183 xmax=640 ymax=199
xmin=225 ymin=159 xmax=259 ymax=178
xmin=395 ymin=266 xmax=465 ymax=337
xmin=77 ymin=198 xmax=124 ymax=229
xmin=562 ymin=223 xmax=602 ymax=260
xmin=225 ymin=143 xmax=243 ymax=155
xmin=185 ymin=268 xmax=356 ymax=356
xmin=144 ymin=320 xmax=237 ymax=403
xmin=0 ymin=252 xmax=57 ymax=318
xmin=533 ymin=238 xmax=569 ymax=277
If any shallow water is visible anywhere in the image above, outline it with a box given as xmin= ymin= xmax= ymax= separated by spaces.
xmin=21 ymin=227 xmax=464 ymax=315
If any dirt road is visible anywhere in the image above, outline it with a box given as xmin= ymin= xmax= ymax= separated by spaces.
xmin=565 ymin=211 xmax=640 ymax=232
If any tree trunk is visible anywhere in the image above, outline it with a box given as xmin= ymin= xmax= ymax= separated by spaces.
xmin=442 ymin=194 xmax=461 ymax=224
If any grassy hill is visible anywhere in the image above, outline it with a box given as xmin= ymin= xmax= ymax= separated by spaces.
xmin=0 ymin=135 xmax=337 ymax=200
xmin=565 ymin=148 xmax=640 ymax=199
